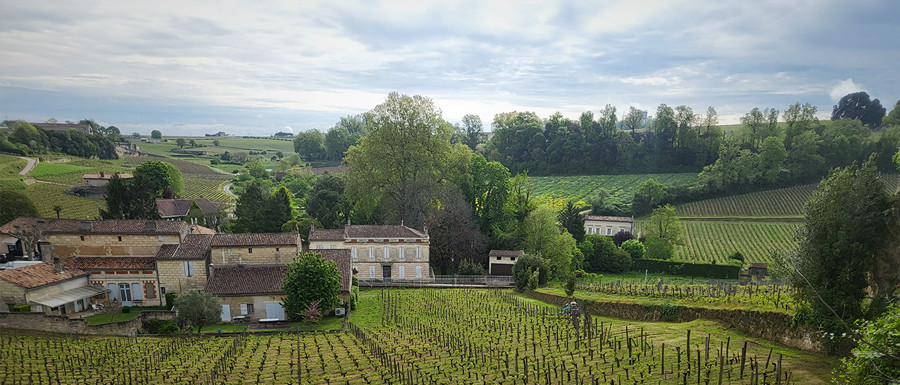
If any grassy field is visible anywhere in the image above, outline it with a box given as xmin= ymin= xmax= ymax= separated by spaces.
xmin=528 ymin=173 xmax=698 ymax=211
xmin=0 ymin=154 xmax=26 ymax=190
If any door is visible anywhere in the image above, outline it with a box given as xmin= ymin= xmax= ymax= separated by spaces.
xmin=221 ymin=304 xmax=231 ymax=322
xmin=265 ymin=302 xmax=285 ymax=320
xmin=382 ymin=265 xmax=392 ymax=282
xmin=118 ymin=283 xmax=133 ymax=306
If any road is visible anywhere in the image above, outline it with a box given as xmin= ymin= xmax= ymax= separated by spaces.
xmin=18 ymin=157 xmax=37 ymax=175
xmin=223 ymin=182 xmax=237 ymax=198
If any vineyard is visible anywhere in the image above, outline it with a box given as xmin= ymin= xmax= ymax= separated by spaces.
xmin=528 ymin=173 xmax=698 ymax=211
xmin=123 ymin=156 xmax=234 ymax=205
xmin=673 ymin=221 xmax=800 ymax=265
xmin=0 ymin=289 xmax=835 ymax=384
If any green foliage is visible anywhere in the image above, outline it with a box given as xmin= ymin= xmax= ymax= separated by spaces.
xmin=832 ymin=91 xmax=886 ymax=129
xmin=11 ymin=304 xmax=31 ymax=312
xmin=100 ymin=174 xmax=160 ymax=220
xmin=344 ymin=92 xmax=454 ymax=227
xmin=631 ymin=258 xmax=741 ymax=279
xmin=306 ymin=173 xmax=347 ymax=229
xmin=150 ymin=130 xmax=162 ymax=139
xmin=644 ymin=204 xmax=684 ymax=246
xmin=836 ymin=303 xmax=900 ymax=384
xmin=230 ymin=182 xmax=295 ymax=233
xmin=173 ymin=290 xmax=221 ymax=333
xmin=134 ymin=161 xmax=184 ymax=196
xmin=557 ymin=200 xmax=585 ymax=243
xmin=456 ymin=259 xmax=485 ymax=276
xmin=121 ymin=306 xmax=131 ymax=314
xmin=657 ymin=303 xmax=684 ymax=322
xmin=142 ymin=319 xmax=178 ymax=334
xmin=564 ymin=274 xmax=576 ymax=296
xmin=0 ymin=190 xmax=38 ymax=225
xmin=621 ymin=239 xmax=645 ymax=259
xmin=465 ymin=153 xmax=510 ymax=237
xmin=165 ymin=292 xmax=177 ymax=309
xmin=521 ymin=205 xmax=575 ymax=280
xmin=727 ymin=251 xmax=744 ymax=265
xmin=425 ymin=189 xmax=486 ymax=275
xmin=512 ymin=254 xmax=550 ymax=290
xmin=282 ymin=251 xmax=342 ymax=321
xmin=788 ymin=156 xmax=891 ymax=334
xmin=644 ymin=236 xmax=675 ymax=260
xmin=632 ymin=179 xmax=668 ymax=215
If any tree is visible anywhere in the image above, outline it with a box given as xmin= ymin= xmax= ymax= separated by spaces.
xmin=740 ymin=107 xmax=779 ymax=151
xmin=512 ymin=254 xmax=550 ymax=290
xmin=344 ymin=92 xmax=454 ymax=227
xmin=622 ymin=107 xmax=645 ymax=133
xmin=783 ymin=102 xmax=818 ymax=147
xmin=134 ymin=161 xmax=183 ymax=196
xmin=835 ymin=303 xmax=900 ymax=384
xmin=176 ymin=138 xmax=186 ymax=149
xmin=579 ymin=234 xmax=630 ymax=273
xmin=0 ymin=190 xmax=38 ymax=225
xmin=884 ymin=100 xmax=900 ymax=127
xmin=521 ymin=205 xmax=576 ymax=280
xmin=788 ymin=156 xmax=891 ymax=334
xmin=461 ymin=114 xmax=483 ymax=151
xmin=643 ymin=204 xmax=684 ymax=247
xmin=230 ymin=182 xmax=293 ymax=233
xmin=465 ymin=154 xmax=510 ymax=238
xmin=213 ymin=139 xmax=220 ymax=147
xmin=150 ymin=130 xmax=162 ymax=139
xmin=189 ymin=139 xmax=197 ymax=148
xmin=52 ymin=205 xmax=62 ymax=219
xmin=621 ymin=239 xmax=645 ymax=259
xmin=644 ymin=236 xmax=675 ymax=260
xmin=558 ymin=201 xmax=586 ymax=243
xmin=173 ymin=290 xmax=221 ymax=333
xmin=306 ymin=174 xmax=348 ymax=229
xmin=632 ymin=179 xmax=668 ymax=215
xmin=757 ymin=136 xmax=787 ymax=184
xmin=293 ymin=130 xmax=326 ymax=161
xmin=282 ymin=251 xmax=342 ymax=321
xmin=100 ymin=174 xmax=160 ymax=220
xmin=424 ymin=189 xmax=486 ymax=275
xmin=832 ymin=91 xmax=887 ymax=129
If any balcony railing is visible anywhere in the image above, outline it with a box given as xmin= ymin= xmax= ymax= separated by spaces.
xmin=358 ymin=275 xmax=514 ymax=287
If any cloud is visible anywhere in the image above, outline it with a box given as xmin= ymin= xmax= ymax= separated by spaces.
xmin=829 ymin=78 xmax=866 ymax=102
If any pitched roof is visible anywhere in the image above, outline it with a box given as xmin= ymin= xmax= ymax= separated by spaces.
xmin=205 ymin=265 xmax=287 ymax=296
xmin=308 ymin=228 xmax=345 ymax=241
xmin=156 ymin=198 xmax=219 ymax=218
xmin=62 ymin=257 xmax=156 ymax=270
xmin=189 ymin=225 xmax=216 ymax=235
xmin=0 ymin=218 xmax=187 ymax=236
xmin=584 ymin=215 xmax=634 ymax=223
xmin=317 ymin=249 xmax=352 ymax=292
xmin=489 ymin=250 xmax=525 ymax=257
xmin=210 ymin=233 xmax=300 ymax=247
xmin=0 ymin=263 xmax=87 ymax=289
xmin=346 ymin=225 xmax=427 ymax=239
xmin=156 ymin=234 xmax=213 ymax=260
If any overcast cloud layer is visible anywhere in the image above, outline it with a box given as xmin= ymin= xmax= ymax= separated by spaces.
xmin=1 ymin=0 xmax=898 ymax=136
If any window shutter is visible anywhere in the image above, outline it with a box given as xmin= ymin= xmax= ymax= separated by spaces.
xmin=131 ymin=283 xmax=142 ymax=301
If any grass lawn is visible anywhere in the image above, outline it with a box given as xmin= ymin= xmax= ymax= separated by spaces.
xmin=197 ymin=315 xmax=344 ymax=333
xmin=85 ymin=312 xmax=139 ymax=325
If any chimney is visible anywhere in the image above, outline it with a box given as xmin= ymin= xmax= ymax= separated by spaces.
xmin=53 ymin=257 xmax=62 ymax=273
xmin=79 ymin=221 xmax=92 ymax=231
xmin=39 ymin=242 xmax=53 ymax=263
xmin=145 ymin=221 xmax=157 ymax=232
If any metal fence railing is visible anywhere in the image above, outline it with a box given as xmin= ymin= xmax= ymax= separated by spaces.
xmin=359 ymin=275 xmax=514 ymax=288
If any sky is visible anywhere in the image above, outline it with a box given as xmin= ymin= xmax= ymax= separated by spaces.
xmin=1 ymin=0 xmax=898 ymax=136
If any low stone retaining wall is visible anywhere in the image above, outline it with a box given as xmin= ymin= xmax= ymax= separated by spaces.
xmin=527 ymin=290 xmax=825 ymax=353
xmin=0 ymin=310 xmax=174 ymax=337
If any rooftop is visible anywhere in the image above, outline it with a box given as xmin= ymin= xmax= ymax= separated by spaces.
xmin=584 ymin=215 xmax=634 ymax=223
xmin=62 ymin=256 xmax=156 ymax=270
xmin=0 ymin=218 xmax=188 ymax=236
xmin=489 ymin=250 xmax=525 ymax=257
xmin=0 ymin=262 xmax=87 ymax=289
xmin=210 ymin=233 xmax=300 ymax=247
xmin=205 ymin=265 xmax=287 ymax=296
xmin=156 ymin=198 xmax=219 ymax=218
xmin=346 ymin=225 xmax=427 ymax=239
xmin=155 ymin=234 xmax=213 ymax=260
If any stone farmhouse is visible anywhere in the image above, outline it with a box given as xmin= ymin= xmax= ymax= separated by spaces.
xmin=584 ymin=215 xmax=634 ymax=236
xmin=308 ymin=223 xmax=430 ymax=282
xmin=0 ymin=260 xmax=106 ymax=315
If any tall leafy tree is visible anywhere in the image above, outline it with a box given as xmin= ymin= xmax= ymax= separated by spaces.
xmin=100 ymin=174 xmax=160 ymax=220
xmin=134 ymin=161 xmax=183 ymax=196
xmin=424 ymin=189 xmax=486 ymax=275
xmin=281 ymin=251 xmax=342 ymax=321
xmin=788 ymin=156 xmax=891 ymax=334
xmin=150 ymin=130 xmax=162 ymax=139
xmin=643 ymin=204 xmax=684 ymax=247
xmin=521 ymin=205 xmax=576 ymax=280
xmin=461 ymin=114 xmax=483 ymax=151
xmin=344 ymin=92 xmax=453 ymax=228
xmin=466 ymin=154 xmax=510 ymax=237
xmin=622 ymin=106 xmax=645 ymax=133
xmin=293 ymin=130 xmax=326 ymax=161
xmin=229 ymin=182 xmax=268 ymax=233
xmin=832 ymin=91 xmax=887 ymax=129
xmin=306 ymin=174 xmax=347 ymax=229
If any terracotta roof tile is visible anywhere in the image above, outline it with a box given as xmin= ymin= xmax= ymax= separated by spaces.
xmin=0 ymin=263 xmax=87 ymax=289
xmin=205 ymin=265 xmax=287 ymax=296
xmin=317 ymin=249 xmax=352 ymax=292
xmin=308 ymin=228 xmax=345 ymax=241
xmin=154 ymin=244 xmax=179 ymax=260
xmin=210 ymin=233 xmax=300 ymax=247
xmin=62 ymin=257 xmax=156 ymax=270
xmin=156 ymin=198 xmax=219 ymax=218
xmin=0 ymin=218 xmax=187 ymax=235
xmin=158 ymin=234 xmax=213 ymax=260
xmin=584 ymin=215 xmax=634 ymax=223
xmin=489 ymin=250 xmax=525 ymax=257
xmin=346 ymin=225 xmax=427 ymax=239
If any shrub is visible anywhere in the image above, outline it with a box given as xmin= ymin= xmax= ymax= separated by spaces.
xmin=836 ymin=303 xmax=900 ymax=384
xmin=11 ymin=304 xmax=31 ymax=312
xmin=565 ymin=274 xmax=576 ymax=296
xmin=165 ymin=292 xmax=177 ymax=309
xmin=727 ymin=251 xmax=744 ymax=265
xmin=142 ymin=319 xmax=178 ymax=334
xmin=512 ymin=254 xmax=550 ymax=290
xmin=644 ymin=236 xmax=674 ymax=260
xmin=621 ymin=239 xmax=645 ymax=259
xmin=457 ymin=259 xmax=485 ymax=276
xmin=302 ymin=300 xmax=322 ymax=324
xmin=600 ymin=248 xmax=632 ymax=273
xmin=612 ymin=230 xmax=633 ymax=247
xmin=631 ymin=259 xmax=740 ymax=279
xmin=527 ymin=269 xmax=540 ymax=290
xmin=121 ymin=306 xmax=131 ymax=314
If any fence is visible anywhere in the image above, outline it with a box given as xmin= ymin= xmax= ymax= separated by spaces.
xmin=359 ymin=275 xmax=514 ymax=288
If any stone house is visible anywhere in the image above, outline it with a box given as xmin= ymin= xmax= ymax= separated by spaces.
xmin=83 ymin=172 xmax=133 ymax=187
xmin=584 ymin=215 xmax=634 ymax=236
xmin=62 ymin=256 xmax=161 ymax=307
xmin=205 ymin=249 xmax=352 ymax=322
xmin=488 ymin=250 xmax=524 ymax=276
xmin=0 ymin=260 xmax=107 ymax=315
xmin=154 ymin=234 xmax=213 ymax=296
xmin=156 ymin=198 xmax=221 ymax=228
xmin=308 ymin=223 xmax=430 ymax=282
xmin=209 ymin=233 xmax=301 ymax=266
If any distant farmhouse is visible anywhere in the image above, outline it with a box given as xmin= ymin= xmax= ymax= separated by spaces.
xmin=584 ymin=215 xmax=634 ymax=236
xmin=68 ymin=172 xmax=133 ymax=199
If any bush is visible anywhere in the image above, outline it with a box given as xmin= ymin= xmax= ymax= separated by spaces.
xmin=612 ymin=230 xmax=633 ymax=247
xmin=600 ymin=248 xmax=632 ymax=273
xmin=512 ymin=254 xmax=550 ymax=290
xmin=631 ymin=259 xmax=740 ymax=279
xmin=836 ymin=303 xmax=900 ymax=384
xmin=11 ymin=304 xmax=31 ymax=312
xmin=165 ymin=292 xmax=177 ymax=309
xmin=142 ymin=319 xmax=178 ymax=334
xmin=565 ymin=274 xmax=576 ymax=296
xmin=457 ymin=259 xmax=486 ymax=276
xmin=644 ymin=236 xmax=674 ymax=260
xmin=727 ymin=251 xmax=744 ymax=265
xmin=121 ymin=306 xmax=131 ymax=313
xmin=621 ymin=239 xmax=645 ymax=259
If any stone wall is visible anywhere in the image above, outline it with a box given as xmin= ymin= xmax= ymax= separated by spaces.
xmin=157 ymin=260 xmax=207 ymax=294
xmin=0 ymin=310 xmax=174 ymax=336
xmin=211 ymin=246 xmax=294 ymax=265
xmin=527 ymin=291 xmax=825 ymax=353
xmin=48 ymin=234 xmax=180 ymax=257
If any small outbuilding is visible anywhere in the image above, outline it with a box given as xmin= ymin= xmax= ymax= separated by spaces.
xmin=488 ymin=250 xmax=524 ymax=276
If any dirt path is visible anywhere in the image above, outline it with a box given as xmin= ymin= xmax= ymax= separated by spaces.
xmin=223 ymin=182 xmax=237 ymax=198
xmin=18 ymin=157 xmax=37 ymax=175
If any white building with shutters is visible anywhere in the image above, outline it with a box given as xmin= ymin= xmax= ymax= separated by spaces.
xmin=308 ymin=223 xmax=430 ymax=282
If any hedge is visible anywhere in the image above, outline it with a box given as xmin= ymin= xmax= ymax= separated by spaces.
xmin=631 ymin=259 xmax=740 ymax=280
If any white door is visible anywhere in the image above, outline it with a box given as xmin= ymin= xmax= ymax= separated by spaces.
xmin=118 ymin=283 xmax=133 ymax=306
xmin=221 ymin=304 xmax=231 ymax=322
xmin=265 ymin=302 xmax=285 ymax=320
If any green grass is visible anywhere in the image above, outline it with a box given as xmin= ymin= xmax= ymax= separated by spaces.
xmin=85 ymin=312 xmax=139 ymax=325
xmin=0 ymin=154 xmax=26 ymax=177
xmin=528 ymin=173 xmax=698 ymax=211
xmin=29 ymin=162 xmax=93 ymax=178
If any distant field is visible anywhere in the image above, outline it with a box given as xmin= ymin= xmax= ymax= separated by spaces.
xmin=122 ymin=156 xmax=234 ymax=205
xmin=673 ymin=220 xmax=800 ymax=265
xmin=26 ymin=182 xmax=105 ymax=219
xmin=528 ymin=173 xmax=698 ymax=211
xmin=0 ymin=154 xmax=25 ymax=177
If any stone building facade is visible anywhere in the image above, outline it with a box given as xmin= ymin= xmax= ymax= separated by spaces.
xmin=308 ymin=224 xmax=430 ymax=282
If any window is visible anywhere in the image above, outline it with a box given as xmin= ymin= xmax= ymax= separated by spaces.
xmin=368 ymin=246 xmax=374 ymax=259
xmin=331 ymin=245 xmax=337 ymax=249
xmin=158 ymin=235 xmax=164 ymax=242
xmin=108 ymin=283 xmax=117 ymax=301
xmin=80 ymin=236 xmax=85 ymax=241
xmin=496 ymin=256 xmax=501 ymax=260
xmin=227 ymin=248 xmax=232 ymax=254
xmin=118 ymin=283 xmax=132 ymax=302
xmin=131 ymin=283 xmax=142 ymax=301
xmin=317 ymin=245 xmax=324 ymax=250
xmin=416 ymin=265 xmax=423 ymax=278
xmin=416 ymin=246 xmax=422 ymax=259
xmin=118 ymin=236 xmax=122 ymax=241
xmin=184 ymin=261 xmax=195 ymax=277
xmin=369 ymin=266 xmax=376 ymax=278
xmin=352 ymin=247 xmax=358 ymax=259
xmin=160 ymin=287 xmax=166 ymax=297
xmin=383 ymin=246 xmax=389 ymax=259
xmin=276 ymin=247 xmax=280 ymax=252
xmin=240 ymin=303 xmax=254 ymax=314
xmin=399 ymin=247 xmax=404 ymax=259
xmin=606 ymin=228 xmax=612 ymax=235
xmin=248 ymin=248 xmax=253 ymax=254
xmin=511 ymin=257 xmax=516 ymax=261
xmin=398 ymin=265 xmax=405 ymax=278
